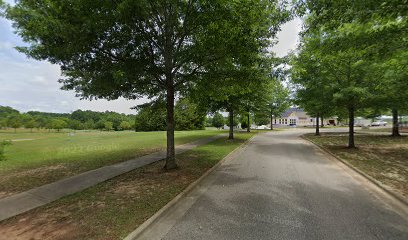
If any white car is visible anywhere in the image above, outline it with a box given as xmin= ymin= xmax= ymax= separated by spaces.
xmin=371 ymin=121 xmax=387 ymax=126
xmin=256 ymin=125 xmax=270 ymax=130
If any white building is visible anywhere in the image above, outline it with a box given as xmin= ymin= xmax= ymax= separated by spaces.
xmin=275 ymin=108 xmax=338 ymax=127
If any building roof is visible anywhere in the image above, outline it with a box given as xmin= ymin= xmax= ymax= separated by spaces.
xmin=280 ymin=108 xmax=308 ymax=118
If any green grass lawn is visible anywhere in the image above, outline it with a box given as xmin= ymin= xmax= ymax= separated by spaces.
xmin=0 ymin=132 xmax=256 ymax=240
xmin=356 ymin=127 xmax=408 ymax=133
xmin=304 ymin=133 xmax=408 ymax=197
xmin=0 ymin=129 xmax=225 ymax=197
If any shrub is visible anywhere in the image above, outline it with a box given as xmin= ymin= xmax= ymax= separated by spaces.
xmin=0 ymin=140 xmax=12 ymax=161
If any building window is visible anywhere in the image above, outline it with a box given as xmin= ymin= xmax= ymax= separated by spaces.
xmin=285 ymin=119 xmax=287 ymax=124
xmin=290 ymin=119 xmax=296 ymax=125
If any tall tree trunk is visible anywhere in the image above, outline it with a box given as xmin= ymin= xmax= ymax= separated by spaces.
xmin=348 ymin=106 xmax=355 ymax=148
xmin=247 ymin=111 xmax=250 ymax=133
xmin=163 ymin=14 xmax=177 ymax=170
xmin=164 ymin=82 xmax=177 ymax=170
xmin=320 ymin=116 xmax=324 ymax=127
xmin=229 ymin=110 xmax=234 ymax=140
xmin=270 ymin=108 xmax=273 ymax=130
xmin=392 ymin=108 xmax=400 ymax=137
xmin=315 ymin=114 xmax=320 ymax=136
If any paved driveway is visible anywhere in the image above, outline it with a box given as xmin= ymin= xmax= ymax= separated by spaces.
xmin=137 ymin=129 xmax=408 ymax=240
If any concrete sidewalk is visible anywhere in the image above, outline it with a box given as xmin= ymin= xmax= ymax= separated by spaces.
xmin=0 ymin=134 xmax=225 ymax=222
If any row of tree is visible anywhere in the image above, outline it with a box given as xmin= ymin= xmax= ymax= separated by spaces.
xmin=2 ymin=0 xmax=293 ymax=169
xmin=0 ymin=99 xmax=211 ymax=132
xmin=0 ymin=106 xmax=136 ymax=132
xmin=291 ymin=0 xmax=407 ymax=147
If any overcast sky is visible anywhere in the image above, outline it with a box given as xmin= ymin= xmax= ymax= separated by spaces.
xmin=0 ymin=7 xmax=302 ymax=114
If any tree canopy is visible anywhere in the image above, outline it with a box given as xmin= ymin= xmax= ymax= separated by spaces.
xmin=291 ymin=0 xmax=408 ymax=146
xmin=6 ymin=0 xmax=292 ymax=169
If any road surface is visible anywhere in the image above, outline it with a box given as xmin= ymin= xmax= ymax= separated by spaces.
xmin=136 ymin=129 xmax=408 ymax=240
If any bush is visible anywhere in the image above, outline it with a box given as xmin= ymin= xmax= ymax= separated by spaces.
xmin=104 ymin=121 xmax=113 ymax=131
xmin=0 ymin=140 xmax=12 ymax=161
xmin=212 ymin=112 xmax=225 ymax=129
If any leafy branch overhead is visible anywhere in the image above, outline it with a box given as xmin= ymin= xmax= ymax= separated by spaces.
xmin=5 ymin=0 xmax=292 ymax=168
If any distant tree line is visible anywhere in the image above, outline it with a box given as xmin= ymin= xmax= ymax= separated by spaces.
xmin=0 ymin=106 xmax=136 ymax=132
xmin=0 ymin=98 xmax=213 ymax=132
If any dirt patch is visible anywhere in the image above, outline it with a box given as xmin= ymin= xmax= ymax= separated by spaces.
xmin=1 ymin=164 xmax=68 ymax=181
xmin=0 ymin=164 xmax=70 ymax=199
xmin=0 ymin=212 xmax=81 ymax=240
xmin=10 ymin=139 xmax=35 ymax=142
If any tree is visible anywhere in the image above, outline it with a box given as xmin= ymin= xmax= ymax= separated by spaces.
xmin=134 ymin=100 xmax=167 ymax=132
xmin=56 ymin=119 xmax=65 ymax=131
xmin=240 ymin=71 xmax=276 ymax=133
xmin=104 ymin=121 xmax=113 ymax=131
xmin=119 ymin=121 xmax=131 ymax=130
xmin=174 ymin=98 xmax=206 ymax=130
xmin=68 ymin=119 xmax=83 ymax=130
xmin=0 ymin=118 xmax=6 ymax=129
xmin=95 ymin=120 xmax=106 ymax=130
xmin=212 ymin=112 xmax=225 ymax=129
xmin=0 ymin=106 xmax=19 ymax=117
xmin=50 ymin=119 xmax=67 ymax=132
xmin=7 ymin=114 xmax=22 ymax=133
xmin=6 ymin=0 xmax=288 ymax=169
xmin=24 ymin=118 xmax=36 ymax=132
xmin=32 ymin=115 xmax=48 ymax=130
xmin=0 ymin=106 xmax=20 ymax=130
xmin=268 ymin=80 xmax=290 ymax=130
xmin=194 ymin=58 xmax=282 ymax=139
xmin=290 ymin=39 xmax=335 ymax=136
xmin=368 ymin=47 xmax=408 ymax=137
xmin=204 ymin=116 xmax=213 ymax=128
xmin=254 ymin=111 xmax=270 ymax=126
xmin=240 ymin=113 xmax=251 ymax=130
xmin=293 ymin=0 xmax=392 ymax=147
xmin=84 ymin=119 xmax=96 ymax=130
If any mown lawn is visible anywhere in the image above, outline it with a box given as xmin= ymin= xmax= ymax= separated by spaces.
xmin=355 ymin=127 xmax=408 ymax=133
xmin=304 ymin=133 xmax=408 ymax=197
xmin=0 ymin=129 xmax=225 ymax=197
xmin=0 ymin=132 xmax=256 ymax=240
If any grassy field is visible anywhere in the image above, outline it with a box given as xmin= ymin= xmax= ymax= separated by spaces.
xmin=0 ymin=129 xmax=225 ymax=197
xmin=0 ymin=132 xmax=256 ymax=240
xmin=355 ymin=127 xmax=408 ymax=133
xmin=304 ymin=133 xmax=408 ymax=197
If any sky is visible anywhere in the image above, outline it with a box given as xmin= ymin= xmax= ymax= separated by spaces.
xmin=0 ymin=5 xmax=302 ymax=115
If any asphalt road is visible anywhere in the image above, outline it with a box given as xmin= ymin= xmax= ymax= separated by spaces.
xmin=137 ymin=129 xmax=408 ymax=240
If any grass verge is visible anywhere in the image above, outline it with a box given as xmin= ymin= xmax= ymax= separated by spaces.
xmin=355 ymin=127 xmax=408 ymax=133
xmin=304 ymin=132 xmax=408 ymax=198
xmin=0 ymin=132 xmax=255 ymax=240
xmin=0 ymin=130 xmax=224 ymax=198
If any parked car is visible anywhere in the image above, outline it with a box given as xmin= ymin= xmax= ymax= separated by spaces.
xmin=256 ymin=125 xmax=270 ymax=130
xmin=371 ymin=121 xmax=387 ymax=126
